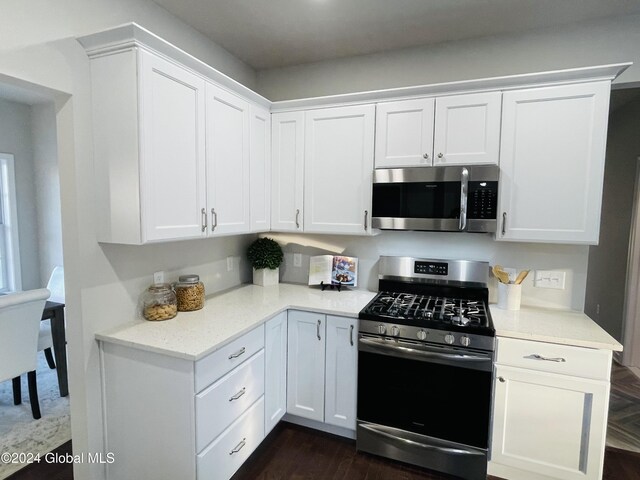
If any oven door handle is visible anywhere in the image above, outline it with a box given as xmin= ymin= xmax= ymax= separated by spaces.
xmin=359 ymin=336 xmax=492 ymax=370
xmin=359 ymin=422 xmax=485 ymax=457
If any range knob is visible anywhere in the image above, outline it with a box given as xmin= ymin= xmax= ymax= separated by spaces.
xmin=444 ymin=333 xmax=455 ymax=345
xmin=377 ymin=324 xmax=387 ymax=335
xmin=416 ymin=330 xmax=427 ymax=341
xmin=460 ymin=336 xmax=471 ymax=347
xmin=391 ymin=326 xmax=400 ymax=337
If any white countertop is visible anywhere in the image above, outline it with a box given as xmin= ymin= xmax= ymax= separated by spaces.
xmin=490 ymin=305 xmax=622 ymax=351
xmin=96 ymin=283 xmax=623 ymax=361
xmin=96 ymin=283 xmax=376 ymax=361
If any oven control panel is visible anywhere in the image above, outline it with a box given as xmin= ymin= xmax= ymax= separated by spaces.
xmin=414 ymin=261 xmax=448 ymax=276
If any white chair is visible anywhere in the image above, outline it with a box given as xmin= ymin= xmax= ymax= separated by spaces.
xmin=39 ymin=266 xmax=65 ymax=369
xmin=0 ymin=288 xmax=50 ymax=419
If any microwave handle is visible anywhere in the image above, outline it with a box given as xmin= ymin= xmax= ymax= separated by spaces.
xmin=459 ymin=167 xmax=469 ymax=231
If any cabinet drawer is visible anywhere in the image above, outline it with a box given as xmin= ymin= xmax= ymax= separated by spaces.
xmin=195 ymin=325 xmax=264 ymax=392
xmin=496 ymin=337 xmax=611 ymax=381
xmin=196 ymin=349 xmax=265 ymax=452
xmin=197 ymin=396 xmax=265 ymax=480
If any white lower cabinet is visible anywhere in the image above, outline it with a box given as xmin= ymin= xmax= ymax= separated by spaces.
xmin=197 ymin=397 xmax=265 ymax=480
xmin=264 ymin=312 xmax=287 ymax=434
xmin=286 ymin=311 xmax=358 ymax=430
xmin=489 ymin=337 xmax=612 ymax=480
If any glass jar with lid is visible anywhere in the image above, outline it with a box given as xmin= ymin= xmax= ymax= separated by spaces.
xmin=142 ymin=283 xmax=178 ymax=321
xmin=174 ymin=274 xmax=205 ymax=312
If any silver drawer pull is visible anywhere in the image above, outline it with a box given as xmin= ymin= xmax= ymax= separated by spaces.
xmin=229 ymin=387 xmax=246 ymax=402
xmin=228 ymin=347 xmax=246 ymax=360
xmin=529 ymin=354 xmax=566 ymax=363
xmin=229 ymin=438 xmax=246 ymax=455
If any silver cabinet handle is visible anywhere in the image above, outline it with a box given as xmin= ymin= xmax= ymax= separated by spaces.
xmin=229 ymin=438 xmax=246 ymax=455
xmin=502 ymin=212 xmax=507 ymax=236
xmin=295 ymin=209 xmax=300 ymax=229
xmin=529 ymin=354 xmax=566 ymax=363
xmin=211 ymin=208 xmax=218 ymax=232
xmin=350 ymin=325 xmax=354 ymax=346
xmin=229 ymin=387 xmax=246 ymax=402
xmin=364 ymin=210 xmax=368 ymax=231
xmin=459 ymin=167 xmax=468 ymax=231
xmin=228 ymin=347 xmax=246 ymax=360
xmin=317 ymin=319 xmax=321 ymax=341
xmin=498 ymin=376 xmax=505 ymax=383
xmin=437 ymin=153 xmax=444 ymax=159
xmin=201 ymin=208 xmax=207 ymax=232
xmin=422 ymin=153 xmax=429 ymax=160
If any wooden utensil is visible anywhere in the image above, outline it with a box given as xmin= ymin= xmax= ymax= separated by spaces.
xmin=492 ymin=266 xmax=510 ymax=284
xmin=515 ymin=270 xmax=530 ymax=285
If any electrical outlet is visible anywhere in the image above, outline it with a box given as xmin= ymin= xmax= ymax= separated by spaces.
xmin=153 ymin=271 xmax=164 ymax=284
xmin=293 ymin=253 xmax=302 ymax=267
xmin=502 ymin=267 xmax=517 ymax=283
xmin=534 ymin=270 xmax=566 ymax=289
xmin=227 ymin=256 xmax=234 ymax=272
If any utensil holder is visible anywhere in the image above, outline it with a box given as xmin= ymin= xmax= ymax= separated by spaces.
xmin=497 ymin=283 xmax=522 ymax=310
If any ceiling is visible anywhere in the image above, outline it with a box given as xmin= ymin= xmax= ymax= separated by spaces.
xmin=151 ymin=0 xmax=640 ymax=70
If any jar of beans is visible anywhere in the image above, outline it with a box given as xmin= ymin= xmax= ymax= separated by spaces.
xmin=174 ymin=274 xmax=205 ymax=312
xmin=142 ymin=283 xmax=178 ymax=321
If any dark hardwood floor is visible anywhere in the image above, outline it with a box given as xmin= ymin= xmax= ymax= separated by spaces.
xmin=6 ymin=441 xmax=73 ymax=480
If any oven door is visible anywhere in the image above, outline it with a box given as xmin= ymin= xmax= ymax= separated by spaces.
xmin=357 ymin=335 xmax=493 ymax=449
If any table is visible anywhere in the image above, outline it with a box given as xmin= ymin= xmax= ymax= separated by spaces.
xmin=42 ymin=301 xmax=68 ymax=397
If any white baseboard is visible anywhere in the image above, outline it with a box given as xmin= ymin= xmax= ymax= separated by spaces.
xmin=282 ymin=414 xmax=356 ymax=440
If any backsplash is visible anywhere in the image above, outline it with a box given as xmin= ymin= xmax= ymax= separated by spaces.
xmin=269 ymin=231 xmax=589 ymax=311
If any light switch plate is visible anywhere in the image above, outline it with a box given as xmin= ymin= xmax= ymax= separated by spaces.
xmin=153 ymin=271 xmax=164 ymax=284
xmin=293 ymin=253 xmax=302 ymax=267
xmin=534 ymin=270 xmax=566 ymax=289
xmin=227 ymin=256 xmax=233 ymax=272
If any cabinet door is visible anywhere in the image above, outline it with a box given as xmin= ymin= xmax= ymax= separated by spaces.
xmin=205 ymin=83 xmax=250 ymax=236
xmin=250 ymin=104 xmax=271 ymax=232
xmin=271 ymin=112 xmax=304 ymax=232
xmin=433 ymin=92 xmax=502 ymax=166
xmin=304 ymin=105 xmax=375 ymax=234
xmin=139 ymin=50 xmax=207 ymax=242
xmin=497 ymin=82 xmax=610 ymax=244
xmin=325 ymin=316 xmax=357 ymax=430
xmin=491 ymin=365 xmax=609 ymax=480
xmin=264 ymin=312 xmax=287 ymax=434
xmin=375 ymin=98 xmax=435 ymax=168
xmin=287 ymin=311 xmax=325 ymax=422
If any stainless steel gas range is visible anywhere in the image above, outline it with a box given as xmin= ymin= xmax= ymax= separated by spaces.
xmin=356 ymin=256 xmax=495 ymax=480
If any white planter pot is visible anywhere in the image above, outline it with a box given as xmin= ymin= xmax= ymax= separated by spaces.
xmin=253 ymin=267 xmax=279 ymax=286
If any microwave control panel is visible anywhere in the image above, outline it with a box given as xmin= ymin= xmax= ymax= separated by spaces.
xmin=468 ymin=181 xmax=498 ymax=219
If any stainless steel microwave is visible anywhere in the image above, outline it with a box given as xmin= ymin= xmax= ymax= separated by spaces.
xmin=372 ymin=165 xmax=500 ymax=233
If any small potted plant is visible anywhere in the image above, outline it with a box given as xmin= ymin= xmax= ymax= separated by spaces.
xmin=247 ymin=237 xmax=284 ymax=286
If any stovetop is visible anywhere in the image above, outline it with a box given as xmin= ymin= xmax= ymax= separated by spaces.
xmin=362 ymin=291 xmax=490 ymax=329
xmin=358 ymin=257 xmax=496 ymax=343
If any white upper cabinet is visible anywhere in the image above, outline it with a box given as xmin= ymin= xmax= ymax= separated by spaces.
xmin=205 ymin=83 xmax=250 ymax=236
xmin=91 ymin=48 xmax=207 ymax=244
xmin=497 ymin=82 xmax=610 ymax=244
xmin=249 ymin=104 xmax=271 ymax=233
xmin=271 ymin=112 xmax=305 ymax=232
xmin=375 ymin=98 xmax=435 ymax=168
xmin=304 ymin=105 xmax=375 ymax=234
xmin=433 ymin=92 xmax=502 ymax=166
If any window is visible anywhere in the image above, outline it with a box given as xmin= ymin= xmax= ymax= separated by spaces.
xmin=0 ymin=153 xmax=21 ymax=293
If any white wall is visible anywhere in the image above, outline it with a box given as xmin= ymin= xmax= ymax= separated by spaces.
xmin=0 ymin=98 xmax=42 ymax=290
xmin=273 ymin=232 xmax=589 ymax=311
xmin=257 ymin=14 xmax=640 ymax=100
xmin=584 ymin=97 xmax=640 ymax=340
xmin=0 ymin=2 xmax=258 ymax=479
xmin=31 ymin=103 xmax=64 ymax=286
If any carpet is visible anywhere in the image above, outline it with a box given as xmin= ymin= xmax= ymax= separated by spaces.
xmin=0 ymin=352 xmax=71 ymax=479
